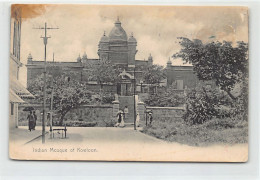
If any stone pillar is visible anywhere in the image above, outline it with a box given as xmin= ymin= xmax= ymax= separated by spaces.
xmin=15 ymin=103 xmax=19 ymax=128
xmin=137 ymin=101 xmax=145 ymax=122
xmin=112 ymin=94 xmax=119 ymax=117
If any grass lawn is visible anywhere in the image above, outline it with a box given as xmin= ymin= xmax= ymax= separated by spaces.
xmin=141 ymin=117 xmax=248 ymax=147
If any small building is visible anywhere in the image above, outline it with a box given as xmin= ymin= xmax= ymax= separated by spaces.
xmin=166 ymin=57 xmax=215 ymax=90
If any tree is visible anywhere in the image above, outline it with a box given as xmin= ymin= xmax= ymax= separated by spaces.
xmin=142 ymin=64 xmax=166 ymax=85
xmin=28 ymin=73 xmax=95 ymax=125
xmin=86 ymin=60 xmax=120 ymax=89
xmin=173 ymin=38 xmax=248 ymax=100
xmin=144 ymin=85 xmax=185 ymax=107
xmin=174 ymin=38 xmax=249 ymax=123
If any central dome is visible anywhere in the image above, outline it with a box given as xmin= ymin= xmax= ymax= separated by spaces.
xmin=109 ymin=19 xmax=128 ymax=41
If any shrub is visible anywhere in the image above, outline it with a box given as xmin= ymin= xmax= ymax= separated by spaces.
xmin=145 ymin=85 xmax=185 ymax=107
xmin=64 ymin=121 xmax=97 ymax=127
xmin=142 ymin=117 xmax=248 ymax=146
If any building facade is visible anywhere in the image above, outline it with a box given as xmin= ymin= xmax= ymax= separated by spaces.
xmin=10 ymin=7 xmax=34 ymax=129
xmin=26 ymin=18 xmax=210 ymax=97
xmin=27 ymin=18 xmax=154 ymax=96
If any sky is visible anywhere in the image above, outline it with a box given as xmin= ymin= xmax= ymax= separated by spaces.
xmin=11 ymin=5 xmax=248 ymax=86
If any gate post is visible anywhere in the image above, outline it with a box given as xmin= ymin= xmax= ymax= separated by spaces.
xmin=137 ymin=101 xmax=145 ymax=124
xmin=112 ymin=94 xmax=120 ymax=117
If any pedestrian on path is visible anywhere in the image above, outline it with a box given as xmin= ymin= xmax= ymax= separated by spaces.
xmin=119 ymin=111 xmax=125 ymax=128
xmin=27 ymin=111 xmax=34 ymax=131
xmin=33 ymin=111 xmax=37 ymax=130
xmin=115 ymin=110 xmax=123 ymax=127
xmin=136 ymin=113 xmax=140 ymax=127
xmin=148 ymin=112 xmax=153 ymax=125
xmin=124 ymin=106 xmax=128 ymax=119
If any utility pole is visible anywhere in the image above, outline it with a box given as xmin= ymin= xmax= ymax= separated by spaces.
xmin=50 ymin=52 xmax=55 ymax=138
xmin=34 ymin=23 xmax=59 ymax=144
xmin=129 ymin=65 xmax=136 ymax=130
xmin=133 ymin=66 xmax=136 ymax=130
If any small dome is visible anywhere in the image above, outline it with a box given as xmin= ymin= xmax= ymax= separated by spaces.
xmin=109 ymin=18 xmax=128 ymax=41
xmin=28 ymin=53 xmax=33 ymax=60
xmin=77 ymin=54 xmax=81 ymax=62
xmin=148 ymin=53 xmax=153 ymax=60
xmin=128 ymin=32 xmax=137 ymax=43
xmin=167 ymin=57 xmax=172 ymax=65
xmin=82 ymin=52 xmax=87 ymax=59
xmin=100 ymin=31 xmax=109 ymax=43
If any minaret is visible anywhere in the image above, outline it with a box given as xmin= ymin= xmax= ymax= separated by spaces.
xmin=148 ymin=53 xmax=153 ymax=65
xmin=98 ymin=31 xmax=109 ymax=61
xmin=167 ymin=57 xmax=172 ymax=68
xmin=27 ymin=53 xmax=33 ymax=63
xmin=128 ymin=32 xmax=137 ymax=67
xmin=82 ymin=52 xmax=88 ymax=62
xmin=77 ymin=54 xmax=81 ymax=62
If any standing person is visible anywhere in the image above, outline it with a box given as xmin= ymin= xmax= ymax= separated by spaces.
xmin=119 ymin=110 xmax=125 ymax=128
xmin=136 ymin=113 xmax=140 ymax=127
xmin=47 ymin=112 xmax=50 ymax=127
xmin=27 ymin=111 xmax=34 ymax=131
xmin=148 ymin=112 xmax=153 ymax=125
xmin=115 ymin=110 xmax=122 ymax=127
xmin=123 ymin=106 xmax=128 ymax=120
xmin=33 ymin=111 xmax=37 ymax=130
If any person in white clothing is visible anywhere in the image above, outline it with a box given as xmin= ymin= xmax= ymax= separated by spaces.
xmin=136 ymin=113 xmax=140 ymax=127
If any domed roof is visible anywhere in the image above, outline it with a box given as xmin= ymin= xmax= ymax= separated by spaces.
xmin=82 ymin=52 xmax=87 ymax=60
xmin=148 ymin=53 xmax=153 ymax=60
xmin=109 ymin=18 xmax=128 ymax=41
xmin=77 ymin=54 xmax=81 ymax=62
xmin=27 ymin=53 xmax=33 ymax=60
xmin=100 ymin=31 xmax=109 ymax=43
xmin=128 ymin=32 xmax=137 ymax=43
xmin=167 ymin=57 xmax=172 ymax=64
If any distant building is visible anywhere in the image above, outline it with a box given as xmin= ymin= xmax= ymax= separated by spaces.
xmin=26 ymin=18 xmax=212 ymax=99
xmin=166 ymin=57 xmax=215 ymax=90
xmin=26 ymin=18 xmax=154 ymax=96
xmin=10 ymin=7 xmax=34 ymax=129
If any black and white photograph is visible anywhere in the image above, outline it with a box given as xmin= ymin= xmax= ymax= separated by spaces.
xmin=9 ymin=4 xmax=249 ymax=161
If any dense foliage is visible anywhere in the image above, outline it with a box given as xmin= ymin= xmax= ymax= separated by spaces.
xmin=173 ymin=38 xmax=248 ymax=100
xmin=28 ymin=73 xmax=95 ymax=125
xmin=144 ymin=85 xmax=185 ymax=107
xmin=86 ymin=60 xmax=120 ymax=87
xmin=173 ymin=38 xmax=248 ymax=124
xmin=142 ymin=64 xmax=166 ymax=85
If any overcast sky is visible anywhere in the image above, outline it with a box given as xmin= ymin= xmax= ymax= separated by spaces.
xmin=15 ymin=5 xmax=248 ymax=85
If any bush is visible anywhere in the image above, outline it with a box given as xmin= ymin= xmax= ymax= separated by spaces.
xmin=63 ymin=121 xmax=97 ymax=127
xmin=142 ymin=117 xmax=248 ymax=146
xmin=145 ymin=86 xmax=185 ymax=107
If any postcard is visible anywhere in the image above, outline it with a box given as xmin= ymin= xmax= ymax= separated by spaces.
xmin=9 ymin=4 xmax=248 ymax=161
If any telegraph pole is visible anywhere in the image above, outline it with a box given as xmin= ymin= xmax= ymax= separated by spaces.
xmin=49 ymin=52 xmax=55 ymax=138
xmin=34 ymin=23 xmax=59 ymax=144
xmin=129 ymin=65 xmax=137 ymax=130
xmin=133 ymin=66 xmax=136 ymax=130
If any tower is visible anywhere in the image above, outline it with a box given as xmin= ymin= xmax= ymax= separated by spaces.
xmin=167 ymin=57 xmax=172 ymax=68
xmin=77 ymin=54 xmax=81 ymax=62
xmin=148 ymin=53 xmax=153 ymax=65
xmin=27 ymin=53 xmax=33 ymax=63
xmin=98 ymin=31 xmax=109 ymax=61
xmin=128 ymin=32 xmax=137 ymax=66
xmin=108 ymin=18 xmax=128 ymax=64
xmin=82 ymin=52 xmax=88 ymax=62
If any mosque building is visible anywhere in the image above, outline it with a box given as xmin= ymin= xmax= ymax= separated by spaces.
xmin=27 ymin=17 xmax=207 ymax=97
xmin=26 ymin=18 xmax=154 ymax=96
